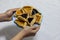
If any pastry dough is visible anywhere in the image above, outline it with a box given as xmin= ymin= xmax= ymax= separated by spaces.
xmin=34 ymin=13 xmax=42 ymax=25
xmin=27 ymin=16 xmax=36 ymax=26
xmin=14 ymin=19 xmax=27 ymax=28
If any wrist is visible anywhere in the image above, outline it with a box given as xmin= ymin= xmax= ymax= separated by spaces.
xmin=0 ymin=13 xmax=8 ymax=21
xmin=19 ymin=30 xmax=26 ymax=38
xmin=11 ymin=31 xmax=25 ymax=40
xmin=4 ymin=13 xmax=12 ymax=21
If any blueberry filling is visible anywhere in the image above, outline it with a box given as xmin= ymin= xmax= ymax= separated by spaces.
xmin=32 ymin=9 xmax=38 ymax=15
xmin=21 ymin=14 xmax=27 ymax=18
xmin=28 ymin=18 xmax=33 ymax=23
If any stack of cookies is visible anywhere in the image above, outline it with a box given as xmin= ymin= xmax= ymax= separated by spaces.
xmin=14 ymin=6 xmax=42 ymax=28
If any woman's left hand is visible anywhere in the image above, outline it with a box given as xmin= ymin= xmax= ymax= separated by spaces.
xmin=4 ymin=8 xmax=19 ymax=21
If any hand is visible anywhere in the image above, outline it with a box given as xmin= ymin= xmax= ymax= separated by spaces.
xmin=11 ymin=26 xmax=40 ymax=40
xmin=4 ymin=8 xmax=19 ymax=21
xmin=0 ymin=8 xmax=19 ymax=22
xmin=21 ymin=26 xmax=40 ymax=37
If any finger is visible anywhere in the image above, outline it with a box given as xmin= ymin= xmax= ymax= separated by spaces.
xmin=30 ymin=26 xmax=40 ymax=29
xmin=6 ymin=8 xmax=20 ymax=17
xmin=6 ymin=8 xmax=20 ymax=13
xmin=10 ymin=8 xmax=19 ymax=12
xmin=31 ymin=27 xmax=40 ymax=33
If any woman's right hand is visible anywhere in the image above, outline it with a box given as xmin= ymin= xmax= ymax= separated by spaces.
xmin=11 ymin=26 xmax=40 ymax=40
xmin=21 ymin=26 xmax=40 ymax=37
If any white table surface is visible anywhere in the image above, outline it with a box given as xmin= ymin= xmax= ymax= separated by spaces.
xmin=0 ymin=0 xmax=60 ymax=40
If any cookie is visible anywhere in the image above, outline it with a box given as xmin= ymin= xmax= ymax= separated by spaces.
xmin=14 ymin=6 xmax=42 ymax=28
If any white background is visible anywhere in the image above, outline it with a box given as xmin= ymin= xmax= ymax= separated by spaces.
xmin=0 ymin=0 xmax=60 ymax=40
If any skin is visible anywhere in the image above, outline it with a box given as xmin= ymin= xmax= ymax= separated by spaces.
xmin=0 ymin=8 xmax=40 ymax=40
xmin=0 ymin=8 xmax=19 ymax=21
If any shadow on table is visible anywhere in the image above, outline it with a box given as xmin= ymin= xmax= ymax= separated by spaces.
xmin=0 ymin=25 xmax=33 ymax=40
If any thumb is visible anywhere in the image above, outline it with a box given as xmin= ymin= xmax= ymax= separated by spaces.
xmin=6 ymin=8 xmax=19 ymax=17
xmin=31 ymin=27 xmax=40 ymax=33
xmin=10 ymin=8 xmax=19 ymax=11
xmin=6 ymin=8 xmax=19 ymax=13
